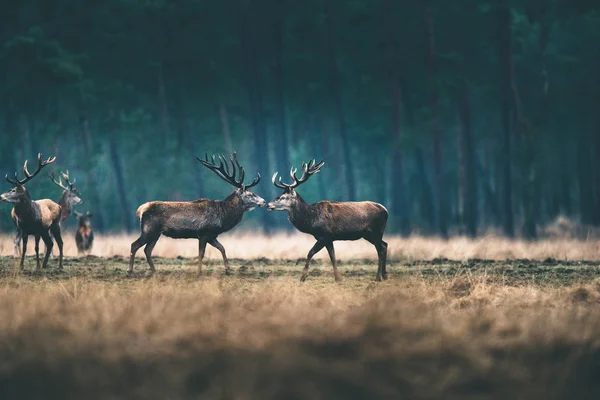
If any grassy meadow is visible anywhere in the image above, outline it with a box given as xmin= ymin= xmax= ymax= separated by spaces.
xmin=0 ymin=233 xmax=599 ymax=399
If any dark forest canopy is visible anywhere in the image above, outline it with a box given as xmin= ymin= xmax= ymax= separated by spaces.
xmin=0 ymin=0 xmax=599 ymax=237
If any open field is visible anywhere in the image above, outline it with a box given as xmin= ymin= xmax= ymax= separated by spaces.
xmin=1 ymin=244 xmax=600 ymax=399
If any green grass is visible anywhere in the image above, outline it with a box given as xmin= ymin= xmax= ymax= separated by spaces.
xmin=1 ymin=255 xmax=598 ymax=286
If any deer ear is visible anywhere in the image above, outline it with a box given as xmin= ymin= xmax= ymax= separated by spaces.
xmin=87 ymin=211 xmax=93 ymax=217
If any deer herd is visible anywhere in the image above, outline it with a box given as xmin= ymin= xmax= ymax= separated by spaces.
xmin=1 ymin=152 xmax=389 ymax=281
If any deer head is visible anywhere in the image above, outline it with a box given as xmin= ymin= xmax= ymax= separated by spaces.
xmin=197 ymin=152 xmax=266 ymax=210
xmin=74 ymin=211 xmax=93 ymax=228
xmin=49 ymin=170 xmax=82 ymax=207
xmin=1 ymin=154 xmax=56 ymax=203
xmin=267 ymin=159 xmax=325 ymax=211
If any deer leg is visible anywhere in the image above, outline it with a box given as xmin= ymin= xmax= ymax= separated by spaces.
xmin=208 ymin=238 xmax=230 ymax=273
xmin=34 ymin=235 xmax=41 ymax=271
xmin=143 ymin=236 xmax=160 ymax=275
xmin=380 ymin=240 xmax=388 ymax=280
xmin=128 ymin=235 xmax=147 ymax=274
xmin=14 ymin=229 xmax=22 ymax=257
xmin=20 ymin=234 xmax=28 ymax=270
xmin=300 ymin=241 xmax=326 ymax=282
xmin=325 ymin=242 xmax=340 ymax=282
xmin=40 ymin=230 xmax=54 ymax=270
xmin=365 ymin=236 xmax=386 ymax=281
xmin=50 ymin=223 xmax=64 ymax=270
xmin=198 ymin=237 xmax=208 ymax=276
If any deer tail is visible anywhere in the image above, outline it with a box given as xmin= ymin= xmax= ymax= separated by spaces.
xmin=136 ymin=203 xmax=151 ymax=220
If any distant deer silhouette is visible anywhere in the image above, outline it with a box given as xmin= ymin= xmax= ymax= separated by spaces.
xmin=268 ymin=160 xmax=389 ymax=281
xmin=74 ymin=211 xmax=94 ymax=254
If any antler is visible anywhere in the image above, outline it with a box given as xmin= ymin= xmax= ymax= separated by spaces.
xmin=61 ymin=170 xmax=76 ymax=189
xmin=272 ymin=159 xmax=325 ymax=190
xmin=49 ymin=170 xmax=76 ymax=191
xmin=196 ymin=152 xmax=261 ymax=189
xmin=6 ymin=153 xmax=56 ymax=186
xmin=49 ymin=172 xmax=68 ymax=191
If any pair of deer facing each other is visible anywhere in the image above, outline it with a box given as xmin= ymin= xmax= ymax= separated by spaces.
xmin=0 ymin=154 xmax=94 ymax=271
xmin=130 ymin=152 xmax=389 ymax=282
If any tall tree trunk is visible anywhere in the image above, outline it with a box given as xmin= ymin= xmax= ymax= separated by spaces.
xmin=240 ymin=5 xmax=272 ymax=233
xmin=401 ymin=80 xmax=433 ymax=231
xmin=578 ymin=130 xmax=595 ymax=224
xmin=414 ymin=147 xmax=436 ymax=231
xmin=272 ymin=2 xmax=290 ymax=176
xmin=309 ymin=113 xmax=328 ymax=201
xmin=109 ymin=133 xmax=132 ymax=232
xmin=384 ymin=0 xmax=409 ymax=235
xmin=325 ymin=4 xmax=356 ymax=201
xmin=595 ymin=122 xmax=600 ymax=225
xmin=157 ymin=63 xmax=171 ymax=149
xmin=521 ymin=136 xmax=537 ymax=239
xmin=425 ymin=4 xmax=447 ymax=238
xmin=497 ymin=1 xmax=514 ymax=237
xmin=186 ymin=118 xmax=205 ymax=196
xmin=457 ymin=84 xmax=478 ymax=237
xmin=219 ymin=103 xmax=233 ymax=154
xmin=79 ymin=117 xmax=105 ymax=231
xmin=477 ymin=156 xmax=501 ymax=226
xmin=19 ymin=113 xmax=33 ymax=161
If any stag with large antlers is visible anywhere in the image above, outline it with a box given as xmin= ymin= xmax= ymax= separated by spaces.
xmin=129 ymin=152 xmax=265 ymax=276
xmin=0 ymin=154 xmax=64 ymax=270
xmin=11 ymin=170 xmax=82 ymax=255
xmin=267 ymin=160 xmax=389 ymax=282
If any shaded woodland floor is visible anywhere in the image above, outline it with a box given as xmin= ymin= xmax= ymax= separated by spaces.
xmin=0 ymin=256 xmax=600 ymax=399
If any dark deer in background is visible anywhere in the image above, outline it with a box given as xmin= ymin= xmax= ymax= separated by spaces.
xmin=74 ymin=211 xmax=94 ymax=254
xmin=129 ymin=152 xmax=266 ymax=276
xmin=0 ymin=154 xmax=64 ymax=270
xmin=12 ymin=170 xmax=82 ymax=256
xmin=267 ymin=160 xmax=389 ymax=282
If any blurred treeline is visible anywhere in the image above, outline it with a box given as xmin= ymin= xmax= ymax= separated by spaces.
xmin=0 ymin=0 xmax=599 ymax=236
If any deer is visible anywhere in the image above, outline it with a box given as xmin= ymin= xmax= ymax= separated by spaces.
xmin=11 ymin=170 xmax=82 ymax=256
xmin=0 ymin=154 xmax=64 ymax=270
xmin=267 ymin=160 xmax=389 ymax=282
xmin=129 ymin=152 xmax=266 ymax=276
xmin=74 ymin=211 xmax=94 ymax=254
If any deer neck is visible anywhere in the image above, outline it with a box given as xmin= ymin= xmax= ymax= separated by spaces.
xmin=13 ymin=192 xmax=38 ymax=222
xmin=58 ymin=190 xmax=72 ymax=220
xmin=220 ymin=192 xmax=246 ymax=229
xmin=288 ymin=194 xmax=312 ymax=230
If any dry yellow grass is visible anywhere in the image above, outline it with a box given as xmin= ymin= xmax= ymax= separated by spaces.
xmin=1 ymin=232 xmax=600 ymax=261
xmin=1 ymin=218 xmax=600 ymax=398
xmin=1 ymin=271 xmax=600 ymax=399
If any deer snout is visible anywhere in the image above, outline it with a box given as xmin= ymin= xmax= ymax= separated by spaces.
xmin=266 ymin=203 xmax=276 ymax=211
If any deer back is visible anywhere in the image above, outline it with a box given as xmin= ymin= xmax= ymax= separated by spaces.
xmin=299 ymin=201 xmax=388 ymax=238
xmin=34 ymin=199 xmax=62 ymax=228
xmin=137 ymin=194 xmax=245 ymax=237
